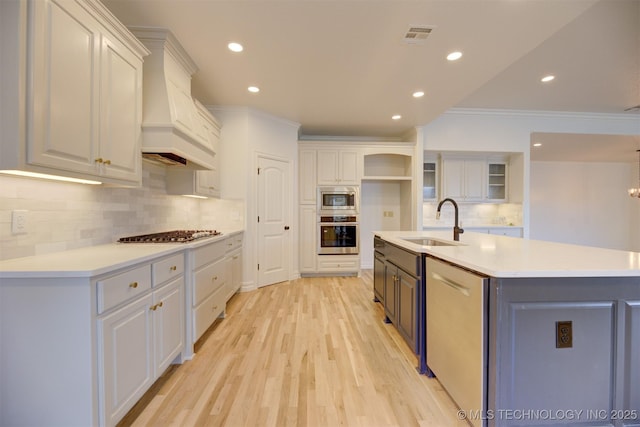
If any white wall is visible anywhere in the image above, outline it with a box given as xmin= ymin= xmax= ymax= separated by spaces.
xmin=0 ymin=162 xmax=244 ymax=261
xmin=531 ymin=161 xmax=639 ymax=251
xmin=212 ymin=106 xmax=300 ymax=289
xmin=420 ymin=108 xmax=640 ymax=249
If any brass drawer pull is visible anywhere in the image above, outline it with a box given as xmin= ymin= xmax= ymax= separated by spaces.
xmin=129 ymin=282 xmax=138 ymax=288
xmin=104 ymin=159 xmax=111 ymax=165
xmin=94 ymin=158 xmax=103 ymax=163
xmin=170 ymin=266 xmax=177 ymax=271
xmin=150 ymin=301 xmax=164 ymax=311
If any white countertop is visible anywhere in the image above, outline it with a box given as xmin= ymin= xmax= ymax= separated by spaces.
xmin=376 ymin=230 xmax=640 ymax=278
xmin=422 ymin=225 xmax=523 ymax=229
xmin=0 ymin=230 xmax=242 ymax=279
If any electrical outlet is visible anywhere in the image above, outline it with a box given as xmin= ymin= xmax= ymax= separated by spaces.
xmin=12 ymin=210 xmax=28 ymax=234
xmin=556 ymin=320 xmax=572 ymax=348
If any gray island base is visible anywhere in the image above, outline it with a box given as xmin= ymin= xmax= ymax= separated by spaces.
xmin=374 ymin=230 xmax=640 ymax=427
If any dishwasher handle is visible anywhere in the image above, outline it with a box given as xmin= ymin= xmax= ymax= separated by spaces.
xmin=431 ymin=272 xmax=471 ymax=297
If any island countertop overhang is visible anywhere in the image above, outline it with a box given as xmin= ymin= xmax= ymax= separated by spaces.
xmin=374 ymin=230 xmax=640 ymax=278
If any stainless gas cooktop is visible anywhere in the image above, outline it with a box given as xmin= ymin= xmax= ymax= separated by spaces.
xmin=117 ymin=230 xmax=221 ymax=243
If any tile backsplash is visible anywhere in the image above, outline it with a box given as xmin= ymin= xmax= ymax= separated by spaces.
xmin=423 ymin=202 xmax=522 ymax=227
xmin=0 ymin=162 xmax=244 ymax=261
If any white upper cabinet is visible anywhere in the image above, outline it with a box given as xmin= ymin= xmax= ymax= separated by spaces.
xmin=441 ymin=158 xmax=485 ymax=201
xmin=0 ymin=0 xmax=148 ymax=186
xmin=317 ymin=149 xmax=359 ymax=185
xmin=299 ymin=149 xmax=317 ymax=204
xmin=486 ymin=161 xmax=507 ymax=201
xmin=441 ymin=155 xmax=509 ymax=202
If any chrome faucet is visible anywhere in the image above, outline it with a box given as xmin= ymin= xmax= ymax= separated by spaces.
xmin=436 ymin=198 xmax=464 ymax=241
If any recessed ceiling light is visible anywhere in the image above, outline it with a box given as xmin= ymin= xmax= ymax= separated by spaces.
xmin=541 ymin=75 xmax=555 ymax=83
xmin=392 ymin=115 xmax=402 ymax=120
xmin=228 ymin=42 xmax=243 ymax=52
xmin=412 ymin=91 xmax=425 ymax=98
xmin=447 ymin=51 xmax=462 ymax=61
xmin=248 ymin=86 xmax=260 ymax=93
xmin=533 ymin=143 xmax=542 ymax=147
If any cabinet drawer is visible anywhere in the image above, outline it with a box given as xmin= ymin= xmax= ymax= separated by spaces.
xmin=317 ymin=256 xmax=359 ymax=272
xmin=225 ymin=234 xmax=243 ymax=252
xmin=385 ymin=243 xmax=421 ymax=278
xmin=193 ymin=258 xmax=226 ymax=306
xmin=193 ymin=286 xmax=226 ymax=342
xmin=152 ymin=253 xmax=184 ymax=287
xmin=194 ymin=240 xmax=226 ymax=269
xmin=97 ymin=265 xmax=151 ymax=314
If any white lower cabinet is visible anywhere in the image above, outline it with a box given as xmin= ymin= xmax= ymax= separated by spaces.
xmin=317 ymin=255 xmax=360 ymax=273
xmin=98 ymin=253 xmax=184 ymax=427
xmin=99 ymin=293 xmax=154 ymax=427
xmin=0 ymin=249 xmax=186 ymax=427
xmin=299 ymin=205 xmax=317 ymax=273
xmin=192 ymin=248 xmax=227 ymax=342
xmin=225 ymin=233 xmax=244 ymax=300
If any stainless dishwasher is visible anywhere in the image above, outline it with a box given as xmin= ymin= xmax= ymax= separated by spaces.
xmin=426 ymin=257 xmax=488 ymax=427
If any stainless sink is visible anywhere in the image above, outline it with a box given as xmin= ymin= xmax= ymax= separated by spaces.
xmin=402 ymin=237 xmax=464 ymax=247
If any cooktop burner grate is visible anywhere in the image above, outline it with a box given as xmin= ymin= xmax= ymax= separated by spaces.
xmin=117 ymin=230 xmax=221 ymax=243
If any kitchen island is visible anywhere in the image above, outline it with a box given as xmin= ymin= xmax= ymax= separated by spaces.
xmin=374 ymin=230 xmax=640 ymax=427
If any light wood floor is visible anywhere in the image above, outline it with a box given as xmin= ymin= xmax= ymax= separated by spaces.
xmin=119 ymin=271 xmax=468 ymax=427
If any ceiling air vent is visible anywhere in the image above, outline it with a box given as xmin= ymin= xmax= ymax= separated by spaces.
xmin=403 ymin=26 xmax=435 ymax=44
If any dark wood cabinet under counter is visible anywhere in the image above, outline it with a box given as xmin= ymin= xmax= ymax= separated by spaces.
xmin=372 ymin=235 xmax=424 ymax=361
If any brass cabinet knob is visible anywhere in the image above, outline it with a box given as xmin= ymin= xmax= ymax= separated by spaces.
xmin=95 ymin=158 xmax=104 ymax=163
xmin=129 ymin=282 xmax=138 ymax=288
xmin=103 ymin=159 xmax=111 ymax=165
xmin=170 ymin=266 xmax=177 ymax=271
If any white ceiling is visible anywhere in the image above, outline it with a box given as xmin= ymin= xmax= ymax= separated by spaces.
xmin=102 ymin=0 xmax=640 ymax=153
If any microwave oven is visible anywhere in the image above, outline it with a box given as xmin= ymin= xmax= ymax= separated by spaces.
xmin=317 ymin=186 xmax=358 ymax=214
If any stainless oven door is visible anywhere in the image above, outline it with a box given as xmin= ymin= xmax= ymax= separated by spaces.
xmin=318 ymin=222 xmax=359 ymax=255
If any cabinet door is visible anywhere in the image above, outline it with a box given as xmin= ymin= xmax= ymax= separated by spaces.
xmin=153 ymin=278 xmax=184 ymax=376
xmin=299 ymin=206 xmax=317 ymax=272
xmin=299 ymin=149 xmax=317 ymax=204
xmin=99 ymin=31 xmax=143 ymax=183
xmin=373 ymin=255 xmax=385 ymax=303
xmin=29 ymin=0 xmax=100 ymax=174
xmin=486 ymin=162 xmax=507 ymax=201
xmin=464 ymin=160 xmax=485 ymax=201
xmin=441 ymin=159 xmax=465 ymax=199
xmin=196 ymin=169 xmax=220 ymax=197
xmin=99 ymin=294 xmax=154 ymax=427
xmin=384 ymin=262 xmax=398 ymax=324
xmin=317 ymin=150 xmax=340 ymax=184
xmin=231 ymin=248 xmax=242 ymax=294
xmin=442 ymin=158 xmax=484 ymax=201
xmin=338 ymin=151 xmax=359 ymax=184
xmin=397 ymin=268 xmax=417 ymax=353
xmin=423 ymin=161 xmax=438 ymax=201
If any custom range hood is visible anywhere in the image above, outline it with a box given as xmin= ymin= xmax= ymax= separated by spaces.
xmin=129 ymin=27 xmax=216 ymax=170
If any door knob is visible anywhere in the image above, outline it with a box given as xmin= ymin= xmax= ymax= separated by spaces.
xmin=284 ymin=226 xmax=290 ymax=230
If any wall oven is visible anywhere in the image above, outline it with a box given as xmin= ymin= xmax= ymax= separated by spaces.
xmin=317 ymin=186 xmax=358 ymax=215
xmin=318 ymin=215 xmax=359 ymax=255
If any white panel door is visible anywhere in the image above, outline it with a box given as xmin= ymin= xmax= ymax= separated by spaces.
xmin=258 ymin=156 xmax=290 ymax=287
